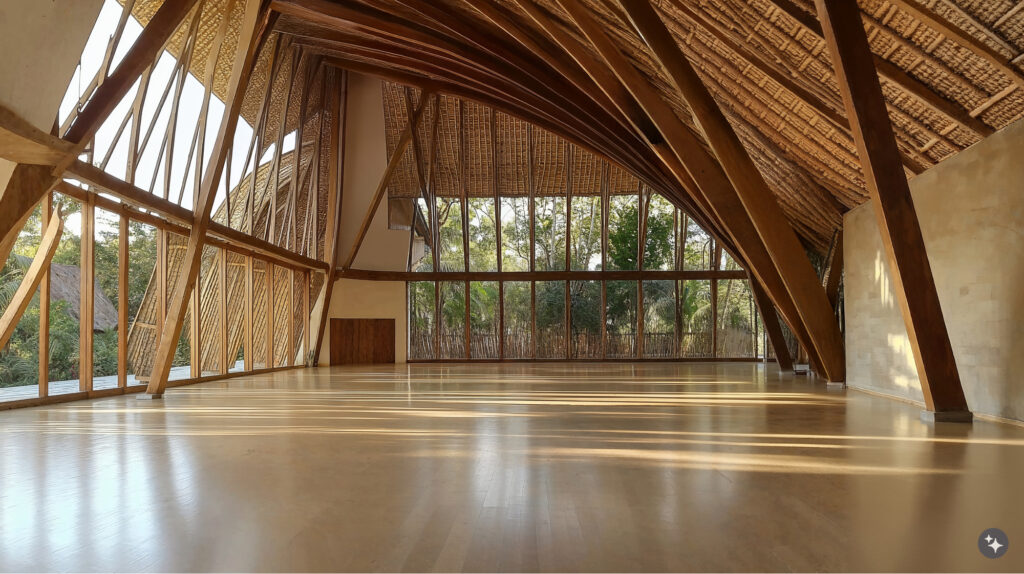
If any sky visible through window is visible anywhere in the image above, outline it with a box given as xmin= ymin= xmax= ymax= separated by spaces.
xmin=55 ymin=0 xmax=296 ymax=237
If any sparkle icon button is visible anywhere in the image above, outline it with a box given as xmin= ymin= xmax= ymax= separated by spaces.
xmin=978 ymin=528 xmax=1009 ymax=559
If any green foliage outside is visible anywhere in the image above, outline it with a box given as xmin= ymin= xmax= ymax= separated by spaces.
xmin=0 ymin=196 xmax=189 ymax=389
xmin=408 ymin=192 xmax=762 ymax=359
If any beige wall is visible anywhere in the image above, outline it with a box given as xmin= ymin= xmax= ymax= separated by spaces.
xmin=845 ymin=117 xmax=1024 ymax=422
xmin=0 ymin=0 xmax=103 ymax=189
xmin=318 ymin=74 xmax=409 ymax=365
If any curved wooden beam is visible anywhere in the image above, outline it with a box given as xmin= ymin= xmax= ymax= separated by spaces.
xmin=0 ymin=208 xmax=63 ymax=352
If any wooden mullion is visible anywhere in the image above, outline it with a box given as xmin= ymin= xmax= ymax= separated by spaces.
xmin=459 ymin=99 xmax=469 ymax=274
xmin=288 ymin=268 xmax=295 ymax=366
xmin=428 ymin=95 xmax=441 ymax=273
xmin=303 ymin=269 xmax=310 ymax=364
xmin=433 ymin=280 xmax=440 ymax=359
xmin=600 ymin=279 xmax=607 ymax=360
xmin=464 ymin=280 xmax=471 ymax=359
xmin=190 ymin=266 xmax=200 ymax=378
xmin=267 ymin=262 xmax=275 ymax=367
xmin=219 ymin=249 xmax=229 ymax=373
xmin=38 ymin=194 xmax=52 ymax=397
xmin=530 ymin=280 xmax=536 ymax=359
xmin=527 ymin=124 xmax=535 ymax=273
xmin=244 ymin=255 xmax=254 ymax=371
xmin=80 ymin=196 xmax=95 ymax=391
xmin=118 ymin=216 xmax=129 ymax=387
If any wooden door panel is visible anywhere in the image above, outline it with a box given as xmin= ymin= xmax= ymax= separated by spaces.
xmin=330 ymin=318 xmax=395 ymax=364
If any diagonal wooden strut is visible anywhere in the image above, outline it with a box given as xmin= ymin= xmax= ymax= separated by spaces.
xmin=145 ymin=0 xmax=269 ymax=398
xmin=815 ymin=0 xmax=969 ymax=415
xmin=0 ymin=208 xmax=64 ymax=352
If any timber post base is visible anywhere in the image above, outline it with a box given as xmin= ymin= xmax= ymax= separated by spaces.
xmin=136 ymin=393 xmax=164 ymax=401
xmin=825 ymin=381 xmax=846 ymax=391
xmin=920 ymin=410 xmax=973 ymax=423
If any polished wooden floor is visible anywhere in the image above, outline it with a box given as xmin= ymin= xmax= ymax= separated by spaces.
xmin=1 ymin=363 xmax=1021 ymax=572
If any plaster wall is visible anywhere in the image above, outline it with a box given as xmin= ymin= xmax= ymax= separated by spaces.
xmin=844 ymin=118 xmax=1024 ymax=422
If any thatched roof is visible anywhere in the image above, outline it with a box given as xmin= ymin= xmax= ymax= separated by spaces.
xmin=48 ymin=263 xmax=118 ymax=332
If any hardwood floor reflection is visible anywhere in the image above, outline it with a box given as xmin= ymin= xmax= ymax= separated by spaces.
xmin=1 ymin=363 xmax=1022 ymax=572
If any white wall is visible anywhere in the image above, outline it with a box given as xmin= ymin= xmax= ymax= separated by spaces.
xmin=318 ymin=73 xmax=409 ymax=365
xmin=0 ymin=0 xmax=103 ymax=189
xmin=844 ymin=118 xmax=1024 ymax=422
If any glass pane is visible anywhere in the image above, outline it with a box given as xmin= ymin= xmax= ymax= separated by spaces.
xmin=167 ymin=232 xmax=191 ymax=381
xmin=717 ymin=280 xmax=757 ymax=358
xmin=199 ymin=246 xmax=220 ymax=376
xmin=437 ymin=198 xmax=465 ymax=271
xmin=679 ymin=280 xmax=712 ymax=357
xmin=607 ymin=194 xmax=638 ymax=271
xmin=643 ymin=194 xmax=675 ymax=271
xmin=643 ymin=280 xmax=675 ymax=359
xmin=570 ymin=196 xmax=601 ymax=270
xmin=535 ymin=281 xmax=565 ymax=359
xmin=500 ymin=197 xmax=530 ymax=272
xmin=411 ymin=198 xmax=433 ymax=272
xmin=226 ymin=252 xmax=246 ymax=372
xmin=467 ymin=199 xmax=497 ymax=272
xmin=293 ymin=271 xmax=305 ymax=365
xmin=252 ymin=260 xmax=269 ymax=369
xmin=569 ymin=280 xmax=601 ymax=359
xmin=502 ymin=281 xmax=531 ymax=359
xmin=721 ymin=249 xmax=741 ymax=271
xmin=273 ymin=266 xmax=290 ymax=367
xmin=408 ymin=281 xmax=436 ymax=360
xmin=534 ymin=197 xmax=566 ymax=271
xmin=126 ymin=221 xmax=158 ymax=386
xmin=0 ymin=204 xmax=43 ymax=401
xmin=605 ymin=281 xmax=637 ymax=358
xmin=439 ymin=281 xmax=465 ymax=359
xmin=49 ymin=194 xmax=83 ymax=395
xmin=681 ymin=217 xmax=714 ymax=271
xmin=92 ymin=208 xmax=120 ymax=389
xmin=469 ymin=281 xmax=499 ymax=359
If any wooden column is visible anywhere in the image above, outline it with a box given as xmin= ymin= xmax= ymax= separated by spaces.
xmin=38 ymin=194 xmax=52 ymax=397
xmin=80 ymin=196 xmax=95 ymax=391
xmin=815 ymin=0 xmax=969 ymax=416
xmin=118 ymin=216 xmax=129 ymax=387
xmin=218 ymin=249 xmax=229 ymax=374
xmin=267 ymin=262 xmax=275 ymax=368
xmin=244 ymin=256 xmax=254 ymax=371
